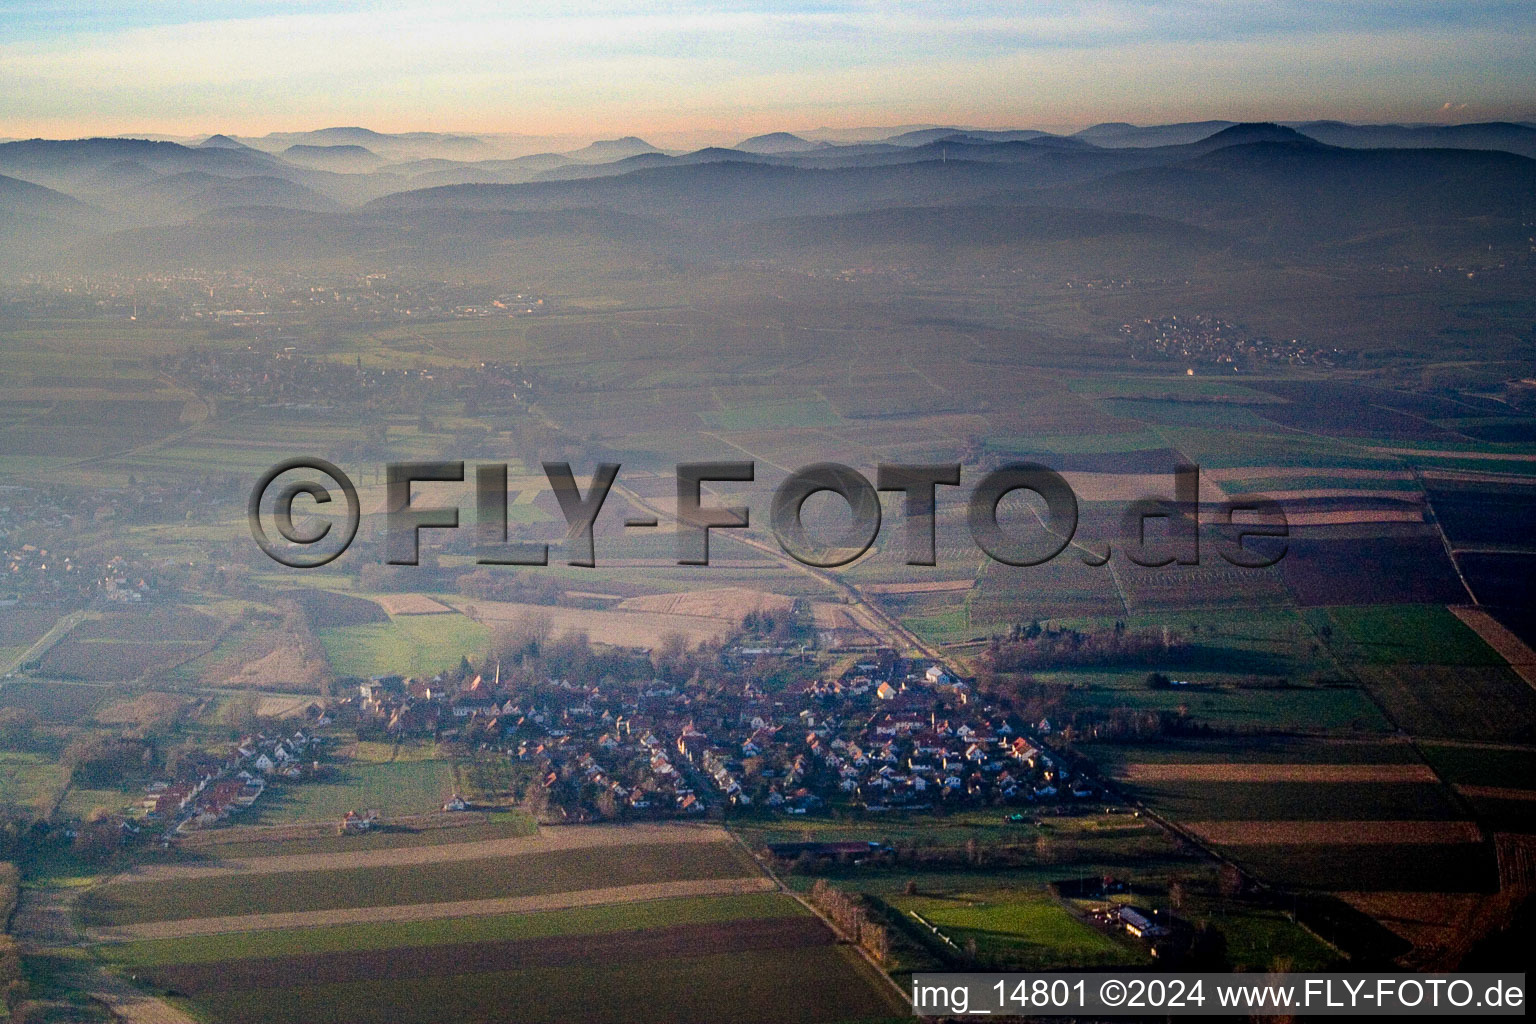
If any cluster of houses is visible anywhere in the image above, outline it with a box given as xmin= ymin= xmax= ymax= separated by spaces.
xmin=1120 ymin=313 xmax=1343 ymax=369
xmin=140 ymin=729 xmax=321 ymax=830
xmin=358 ymin=650 xmax=1098 ymax=820
xmin=2 ymin=483 xmax=192 ymax=608
xmin=683 ymin=656 xmax=1097 ymax=812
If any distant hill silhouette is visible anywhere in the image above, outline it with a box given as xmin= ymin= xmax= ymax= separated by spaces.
xmin=3 ymin=119 xmax=1533 ymax=272
xmin=280 ymin=143 xmax=384 ymax=172
xmin=198 ymin=134 xmax=254 ymax=151
xmin=118 ymin=171 xmax=341 ymax=218
xmin=1073 ymin=120 xmax=1237 ymax=147
xmin=566 ymin=137 xmax=662 ymax=162
xmin=737 ymin=132 xmax=821 ymax=154
xmin=1291 ymin=120 xmax=1536 ymax=159
xmin=0 ymin=172 xmax=89 ymax=217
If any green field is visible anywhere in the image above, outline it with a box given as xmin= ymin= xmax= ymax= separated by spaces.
xmin=889 ymin=888 xmax=1142 ymax=970
xmin=1419 ymin=744 xmax=1536 ymax=789
xmin=58 ymin=785 xmax=137 ymax=820
xmin=900 ymin=607 xmax=973 ymax=645
xmin=250 ymin=760 xmax=457 ymax=824
xmin=699 ymin=397 xmax=842 ymax=431
xmin=1183 ymin=900 xmax=1341 ymax=971
xmin=317 ymin=614 xmax=490 ymax=677
xmin=0 ymin=750 xmax=71 ymax=817
xmin=172 ymin=813 xmax=536 ymax=861
xmin=1050 ymin=672 xmax=1390 ymax=732
xmin=733 ymin=810 xmax=1170 ymax=857
xmin=1314 ymin=605 xmax=1503 ymax=666
xmin=1353 ymin=664 xmax=1536 ymax=740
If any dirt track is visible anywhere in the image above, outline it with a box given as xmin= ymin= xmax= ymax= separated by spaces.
xmin=11 ymin=889 xmax=201 ymax=1024
xmin=113 ymin=822 xmax=730 ymax=884
xmin=1449 ymin=606 xmax=1536 ymax=690
xmin=90 ymin=876 xmax=778 ymax=941
xmin=83 ymin=972 xmax=203 ymax=1024
xmin=1186 ymin=820 xmax=1483 ymax=846
xmin=1119 ymin=763 xmax=1439 ymax=784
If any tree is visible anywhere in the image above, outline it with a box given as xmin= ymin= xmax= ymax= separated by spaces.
xmin=652 ymin=632 xmax=694 ymax=684
xmin=61 ymin=737 xmax=144 ymax=788
xmin=72 ymin=810 xmax=123 ymax=863
xmin=545 ymin=630 xmax=593 ymax=679
xmin=491 ymin=609 xmax=553 ymax=664
xmin=1189 ymin=921 xmax=1229 ymax=970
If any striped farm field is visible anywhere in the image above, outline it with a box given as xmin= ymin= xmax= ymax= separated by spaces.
xmin=109 ymin=822 xmax=735 ymax=885
xmin=81 ymin=839 xmax=760 ymax=928
xmin=1116 ymin=763 xmax=1439 ymax=784
xmin=1449 ymin=606 xmax=1536 ymax=688
xmin=95 ymin=891 xmax=906 ymax=1024
xmin=1455 ymin=785 xmax=1536 ymax=802
xmin=89 ymin=877 xmax=779 ymax=941
xmin=97 ymin=893 xmax=801 ymax=967
xmin=1185 ymin=820 xmax=1482 ymax=846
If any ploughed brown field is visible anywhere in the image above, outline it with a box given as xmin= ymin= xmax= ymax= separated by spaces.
xmin=1117 ymin=763 xmax=1440 ymax=783
xmin=1187 ymin=820 xmax=1483 ymax=845
xmin=139 ymin=917 xmax=830 ymax=995
xmin=1456 ymin=785 xmax=1536 ymax=802
xmin=374 ymin=594 xmax=453 ymax=615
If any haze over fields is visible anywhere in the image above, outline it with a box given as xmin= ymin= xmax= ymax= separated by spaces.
xmin=1 ymin=108 xmax=1534 ymax=1022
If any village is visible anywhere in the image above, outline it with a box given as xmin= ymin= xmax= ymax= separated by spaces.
xmin=349 ymin=648 xmax=1096 ymax=821
xmin=119 ymin=647 xmax=1102 ymax=841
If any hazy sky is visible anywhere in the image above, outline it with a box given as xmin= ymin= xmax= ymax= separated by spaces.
xmin=3 ymin=1 xmax=1534 ymax=139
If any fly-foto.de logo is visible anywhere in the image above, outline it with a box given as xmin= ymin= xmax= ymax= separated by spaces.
xmin=248 ymin=459 xmax=1287 ymax=571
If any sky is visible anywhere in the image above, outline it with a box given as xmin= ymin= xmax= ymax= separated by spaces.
xmin=2 ymin=1 xmax=1534 ymax=140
